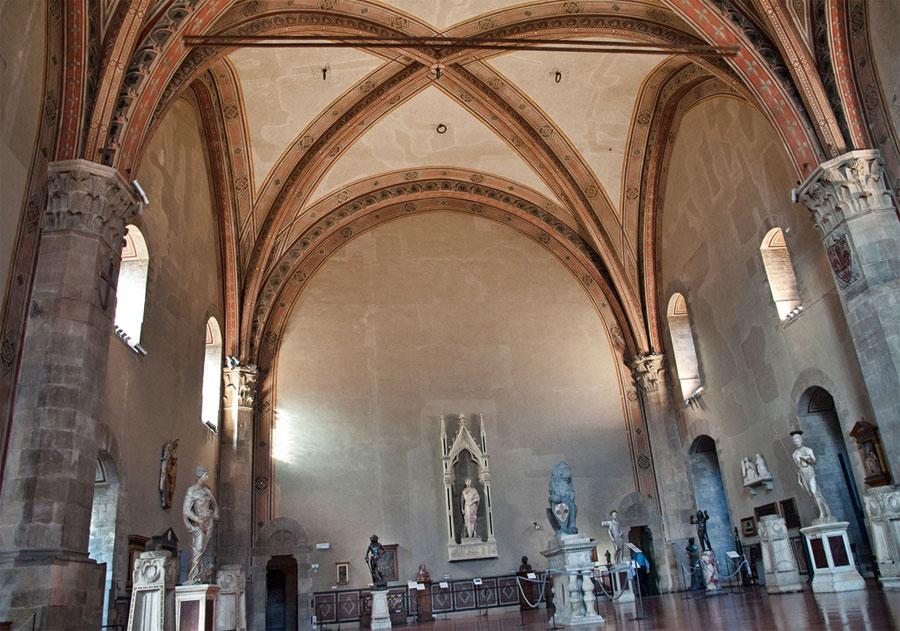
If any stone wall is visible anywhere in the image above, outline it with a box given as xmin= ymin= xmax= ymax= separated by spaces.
xmin=99 ymin=98 xmax=222 ymax=604
xmin=0 ymin=1 xmax=44 ymax=311
xmin=868 ymin=0 xmax=900 ymax=152
xmin=274 ymin=212 xmax=638 ymax=591
xmin=658 ymin=97 xmax=875 ymax=553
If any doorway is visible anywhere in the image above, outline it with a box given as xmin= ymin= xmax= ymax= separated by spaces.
xmin=797 ymin=386 xmax=873 ymax=572
xmin=266 ymin=555 xmax=298 ymax=631
xmin=688 ymin=435 xmax=734 ymax=561
xmin=627 ymin=526 xmax=658 ymax=595
xmin=89 ymin=454 xmax=119 ymax=627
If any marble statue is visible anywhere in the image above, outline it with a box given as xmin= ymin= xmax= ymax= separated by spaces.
xmin=366 ymin=534 xmax=388 ymax=588
xmin=601 ymin=510 xmax=624 ymax=564
xmin=159 ymin=439 xmax=178 ymax=509
xmin=741 ymin=457 xmax=758 ymax=484
xmin=690 ymin=509 xmax=711 ymax=552
xmin=183 ymin=466 xmax=218 ymax=584
xmin=519 ymin=556 xmax=532 ymax=572
xmin=461 ymin=479 xmax=480 ymax=538
xmin=790 ymin=431 xmax=833 ymax=522
xmin=755 ymin=453 xmax=770 ymax=478
xmin=546 ymin=461 xmax=578 ymax=534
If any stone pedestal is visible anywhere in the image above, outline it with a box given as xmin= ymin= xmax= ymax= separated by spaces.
xmin=757 ymin=515 xmax=803 ymax=594
xmin=215 ymin=565 xmax=246 ymax=630
xmin=448 ymin=539 xmax=498 ymax=562
xmin=609 ymin=566 xmax=635 ymax=604
xmin=175 ymin=584 xmax=219 ymax=631
xmin=370 ymin=589 xmax=391 ymax=631
xmin=864 ymin=485 xmax=900 ymax=589
xmin=127 ymin=551 xmax=177 ymax=631
xmin=800 ymin=521 xmax=865 ymax=592
xmin=699 ymin=550 xmax=722 ymax=595
xmin=541 ymin=534 xmax=605 ymax=626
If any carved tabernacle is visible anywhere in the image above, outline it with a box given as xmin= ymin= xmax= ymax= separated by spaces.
xmin=440 ymin=414 xmax=498 ymax=561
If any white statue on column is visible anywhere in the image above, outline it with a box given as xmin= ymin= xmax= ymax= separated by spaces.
xmin=790 ymin=431 xmax=833 ymax=523
xmin=601 ymin=510 xmax=624 ymax=565
xmin=183 ymin=466 xmax=219 ymax=583
xmin=461 ymin=479 xmax=480 ymax=538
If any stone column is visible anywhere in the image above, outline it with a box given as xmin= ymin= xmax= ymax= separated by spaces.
xmin=863 ymin=485 xmax=900 ymax=590
xmin=0 ymin=160 xmax=140 ymax=630
xmin=216 ymin=363 xmax=258 ymax=571
xmin=798 ymin=149 xmax=900 ymax=474
xmin=630 ymin=353 xmax=694 ymax=593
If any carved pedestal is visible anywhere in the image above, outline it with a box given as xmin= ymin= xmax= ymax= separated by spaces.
xmin=541 ymin=534 xmax=605 ymax=626
xmin=609 ymin=566 xmax=635 ymax=604
xmin=864 ymin=486 xmax=900 ymax=589
xmin=757 ymin=515 xmax=803 ymax=594
xmin=127 ymin=551 xmax=177 ymax=631
xmin=699 ymin=551 xmax=722 ymax=595
xmin=175 ymin=584 xmax=219 ymax=631
xmin=370 ymin=589 xmax=391 ymax=631
xmin=215 ymin=565 xmax=246 ymax=630
xmin=800 ymin=521 xmax=864 ymax=592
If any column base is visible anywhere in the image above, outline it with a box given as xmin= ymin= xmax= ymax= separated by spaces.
xmin=370 ymin=588 xmax=392 ymax=630
xmin=700 ymin=551 xmax=723 ymax=595
xmin=541 ymin=534 xmax=605 ymax=626
xmin=551 ymin=613 xmax=606 ymax=627
xmin=0 ymin=552 xmax=105 ymax=631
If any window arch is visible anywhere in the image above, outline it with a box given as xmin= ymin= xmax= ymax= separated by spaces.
xmin=760 ymin=227 xmax=802 ymax=320
xmin=201 ymin=318 xmax=223 ymax=431
xmin=114 ymin=225 xmax=149 ymax=349
xmin=667 ymin=293 xmax=702 ymax=400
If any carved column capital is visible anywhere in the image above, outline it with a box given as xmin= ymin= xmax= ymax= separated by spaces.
xmin=45 ymin=159 xmax=142 ymax=251
xmin=798 ymin=149 xmax=895 ymax=238
xmin=223 ymin=363 xmax=258 ymax=409
xmin=630 ymin=352 xmax=665 ymax=393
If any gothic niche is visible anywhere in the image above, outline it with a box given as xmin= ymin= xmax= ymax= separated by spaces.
xmin=441 ymin=414 xmax=498 ymax=561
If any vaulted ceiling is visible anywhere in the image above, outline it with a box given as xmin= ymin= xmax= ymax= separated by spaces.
xmin=27 ymin=0 xmax=900 ymax=365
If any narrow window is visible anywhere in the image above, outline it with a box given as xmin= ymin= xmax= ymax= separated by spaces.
xmin=760 ymin=227 xmax=802 ymax=320
xmin=114 ymin=225 xmax=149 ymax=348
xmin=201 ymin=318 xmax=223 ymax=431
xmin=667 ymin=293 xmax=702 ymax=400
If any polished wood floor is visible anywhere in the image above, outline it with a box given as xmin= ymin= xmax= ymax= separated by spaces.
xmin=408 ymin=582 xmax=899 ymax=631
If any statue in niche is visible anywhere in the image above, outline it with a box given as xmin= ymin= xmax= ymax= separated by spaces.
xmin=601 ymin=510 xmax=624 ymax=565
xmin=790 ymin=431 xmax=833 ymax=522
xmin=461 ymin=479 xmax=480 ymax=539
xmin=365 ymin=534 xmax=388 ymax=588
xmin=546 ymin=461 xmax=578 ymax=534
xmin=690 ymin=510 xmax=711 ymax=552
xmin=755 ymin=453 xmax=771 ymax=478
xmin=159 ymin=439 xmax=178 ymax=509
xmin=741 ymin=457 xmax=758 ymax=484
xmin=864 ymin=443 xmax=883 ymax=477
xmin=183 ymin=466 xmax=218 ymax=584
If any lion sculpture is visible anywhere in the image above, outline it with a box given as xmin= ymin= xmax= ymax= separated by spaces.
xmin=547 ymin=461 xmax=578 ymax=534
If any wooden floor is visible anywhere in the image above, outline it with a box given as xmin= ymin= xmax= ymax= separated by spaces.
xmin=412 ymin=582 xmax=900 ymax=631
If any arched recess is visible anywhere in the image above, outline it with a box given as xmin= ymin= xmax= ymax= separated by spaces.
xmin=114 ymin=225 xmax=150 ymax=347
xmin=202 ymin=317 xmax=224 ymax=431
xmin=796 ymin=386 xmax=873 ymax=572
xmin=666 ymin=293 xmax=701 ymax=401
xmin=687 ymin=435 xmax=734 ymax=562
xmin=760 ymin=227 xmax=802 ymax=320
xmin=89 ymin=452 xmax=119 ymax=628
xmin=249 ymin=517 xmax=312 ymax=631
xmin=614 ymin=491 xmax=665 ymax=594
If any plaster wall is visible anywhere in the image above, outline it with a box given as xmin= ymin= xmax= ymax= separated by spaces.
xmin=274 ymin=212 xmax=635 ymax=591
xmin=658 ymin=97 xmax=876 ymax=552
xmin=99 ymin=99 xmax=222 ymax=600
xmin=868 ymin=0 xmax=900 ymax=150
xmin=0 ymin=0 xmax=44 ymax=311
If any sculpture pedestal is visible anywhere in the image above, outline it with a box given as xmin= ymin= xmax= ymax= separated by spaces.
xmin=175 ymin=584 xmax=219 ymax=631
xmin=215 ymin=565 xmax=246 ymax=631
xmin=800 ymin=521 xmax=864 ymax=592
xmin=415 ymin=580 xmax=433 ymax=621
xmin=370 ymin=589 xmax=392 ymax=631
xmin=448 ymin=538 xmax=498 ymax=562
xmin=865 ymin=485 xmax=900 ymax=590
xmin=541 ymin=534 xmax=604 ymax=626
xmin=699 ymin=551 xmax=722 ymax=595
xmin=128 ymin=551 xmax=177 ymax=631
xmin=609 ymin=566 xmax=635 ymax=604
xmin=758 ymin=515 xmax=803 ymax=594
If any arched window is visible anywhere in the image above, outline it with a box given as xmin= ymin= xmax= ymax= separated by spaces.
xmin=667 ymin=293 xmax=702 ymax=401
xmin=201 ymin=318 xmax=223 ymax=431
xmin=114 ymin=225 xmax=149 ymax=349
xmin=760 ymin=227 xmax=802 ymax=320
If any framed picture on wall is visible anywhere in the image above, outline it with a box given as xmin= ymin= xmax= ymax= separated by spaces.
xmin=754 ymin=502 xmax=779 ymax=522
xmin=740 ymin=516 xmax=757 ymax=537
xmin=336 ymin=562 xmax=349 ymax=585
xmin=381 ymin=544 xmax=399 ymax=582
xmin=780 ymin=498 xmax=801 ymax=529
